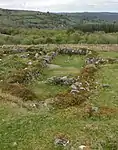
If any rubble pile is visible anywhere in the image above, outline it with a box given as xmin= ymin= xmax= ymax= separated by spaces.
xmin=70 ymin=80 xmax=90 ymax=94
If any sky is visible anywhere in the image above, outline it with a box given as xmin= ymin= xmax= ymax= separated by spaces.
xmin=0 ymin=0 xmax=118 ymax=12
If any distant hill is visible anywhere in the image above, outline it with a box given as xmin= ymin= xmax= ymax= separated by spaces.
xmin=0 ymin=8 xmax=118 ymax=29
xmin=0 ymin=8 xmax=73 ymax=29
xmin=62 ymin=12 xmax=118 ymax=23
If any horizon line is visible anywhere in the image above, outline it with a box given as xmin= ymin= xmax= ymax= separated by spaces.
xmin=0 ymin=7 xmax=118 ymax=13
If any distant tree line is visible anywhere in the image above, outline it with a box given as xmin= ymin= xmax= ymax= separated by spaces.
xmin=73 ymin=23 xmax=118 ymax=33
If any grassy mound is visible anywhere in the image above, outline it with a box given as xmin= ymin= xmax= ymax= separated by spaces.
xmin=1 ymin=83 xmax=38 ymax=101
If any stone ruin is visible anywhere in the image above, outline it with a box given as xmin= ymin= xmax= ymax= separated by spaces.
xmin=86 ymin=57 xmax=118 ymax=65
xmin=85 ymin=57 xmax=106 ymax=65
xmin=46 ymin=76 xmax=76 ymax=86
xmin=11 ymin=48 xmax=26 ymax=54
xmin=70 ymin=79 xmax=90 ymax=94
xmin=41 ymin=51 xmax=59 ymax=67
xmin=58 ymin=48 xmax=88 ymax=55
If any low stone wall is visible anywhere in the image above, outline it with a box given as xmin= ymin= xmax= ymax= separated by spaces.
xmin=86 ymin=57 xmax=118 ymax=65
xmin=46 ymin=76 xmax=76 ymax=86
xmin=58 ymin=48 xmax=88 ymax=55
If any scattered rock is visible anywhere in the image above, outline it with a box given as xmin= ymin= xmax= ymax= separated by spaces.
xmin=28 ymin=61 xmax=32 ymax=65
xmin=35 ymin=53 xmax=39 ymax=58
xmin=43 ymin=56 xmax=51 ymax=63
xmin=54 ymin=135 xmax=69 ymax=147
xmin=47 ymin=64 xmax=61 ymax=69
xmin=20 ymin=54 xmax=28 ymax=58
xmin=91 ymin=106 xmax=99 ymax=113
xmin=102 ymin=84 xmax=110 ymax=88
xmin=71 ymin=84 xmax=78 ymax=90
xmin=13 ymin=48 xmax=26 ymax=53
xmin=70 ymin=89 xmax=80 ymax=94
xmin=12 ymin=142 xmax=17 ymax=147
xmin=79 ymin=145 xmax=86 ymax=150
xmin=70 ymin=81 xmax=88 ymax=94
xmin=79 ymin=145 xmax=90 ymax=150
xmin=24 ymin=68 xmax=28 ymax=70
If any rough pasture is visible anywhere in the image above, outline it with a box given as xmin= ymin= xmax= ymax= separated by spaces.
xmin=0 ymin=45 xmax=118 ymax=150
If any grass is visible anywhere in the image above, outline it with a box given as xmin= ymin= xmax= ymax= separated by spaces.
xmin=52 ymin=55 xmax=85 ymax=68
xmin=98 ymin=51 xmax=118 ymax=58
xmin=0 ymin=101 xmax=117 ymax=150
xmin=91 ymin=64 xmax=118 ymax=107
xmin=42 ymin=54 xmax=85 ymax=78
xmin=0 ymin=45 xmax=118 ymax=149
xmin=30 ymin=82 xmax=68 ymax=100
xmin=42 ymin=67 xmax=80 ymax=78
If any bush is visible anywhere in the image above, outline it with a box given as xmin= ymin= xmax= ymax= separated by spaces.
xmin=0 ymin=27 xmax=118 ymax=44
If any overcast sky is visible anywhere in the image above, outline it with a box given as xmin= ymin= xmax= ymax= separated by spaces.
xmin=0 ymin=0 xmax=118 ymax=12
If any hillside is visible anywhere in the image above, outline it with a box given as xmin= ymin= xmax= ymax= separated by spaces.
xmin=0 ymin=8 xmax=118 ymax=29
xmin=63 ymin=12 xmax=118 ymax=23
xmin=0 ymin=8 xmax=72 ymax=29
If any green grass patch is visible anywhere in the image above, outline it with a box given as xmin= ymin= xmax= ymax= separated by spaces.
xmin=98 ymin=51 xmax=118 ymax=58
xmin=52 ymin=54 xmax=85 ymax=68
xmin=0 ymin=104 xmax=117 ymax=150
xmin=41 ymin=55 xmax=85 ymax=78
xmin=29 ymin=82 xmax=68 ymax=100
xmin=91 ymin=64 xmax=118 ymax=107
